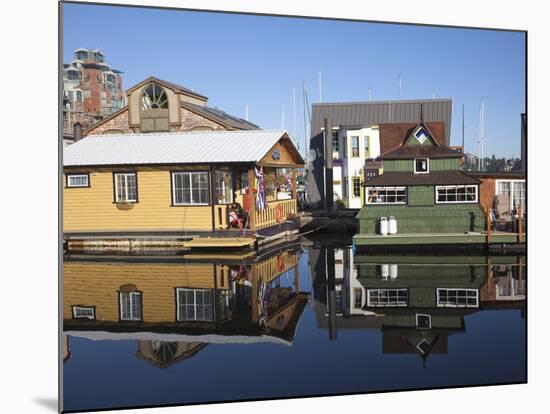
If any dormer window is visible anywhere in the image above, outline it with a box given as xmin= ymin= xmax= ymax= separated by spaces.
xmin=414 ymin=127 xmax=429 ymax=144
xmin=140 ymin=83 xmax=170 ymax=132
xmin=414 ymin=158 xmax=429 ymax=174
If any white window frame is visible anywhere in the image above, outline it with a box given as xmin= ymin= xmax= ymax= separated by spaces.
xmin=72 ymin=306 xmax=95 ymax=320
xmin=176 ymin=288 xmax=214 ymax=322
xmin=351 ymin=136 xmax=360 ymax=158
xmin=119 ymin=291 xmax=142 ymax=321
xmin=415 ymin=313 xmax=432 ymax=329
xmin=413 ymin=158 xmax=430 ymax=174
xmin=67 ymin=174 xmax=89 ymax=188
xmin=436 ymin=288 xmax=479 ymax=308
xmin=172 ymin=171 xmax=210 ymax=206
xmin=365 ymin=186 xmax=407 ymax=205
xmin=114 ymin=173 xmax=137 ymax=203
xmin=414 ymin=127 xmax=429 ymax=144
xmin=435 ymin=185 xmax=478 ymax=204
xmin=495 ymin=179 xmax=525 ymax=212
xmin=367 ymin=288 xmax=408 ymax=307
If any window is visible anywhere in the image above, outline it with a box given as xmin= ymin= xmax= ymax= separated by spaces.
xmin=353 ymin=288 xmax=363 ymax=308
xmin=114 ymin=173 xmax=137 ymax=202
xmin=240 ymin=171 xmax=249 ymax=194
xmin=351 ymin=136 xmax=359 ymax=158
xmin=436 ymin=185 xmax=478 ymax=204
xmin=414 ymin=127 xmax=429 ymax=144
xmin=141 ymin=83 xmax=168 ymax=110
xmin=332 ymin=130 xmax=339 ymax=159
xmin=416 ymin=313 xmax=431 ymax=329
xmin=365 ymin=169 xmax=378 ymax=181
xmin=366 ymin=186 xmax=406 ymax=204
xmin=177 ymin=288 xmax=214 ymax=321
xmin=214 ymin=170 xmax=233 ymax=204
xmin=496 ymin=180 xmax=525 ymax=211
xmin=414 ymin=158 xmax=429 ymax=174
xmin=367 ymin=289 xmax=408 ymax=307
xmin=72 ymin=306 xmax=95 ymax=320
xmin=67 ymin=174 xmax=89 ymax=187
xmin=352 ymin=176 xmax=361 ymax=198
xmin=119 ymin=291 xmax=142 ymax=321
xmin=172 ymin=171 xmax=209 ymax=205
xmin=364 ymin=136 xmax=370 ymax=158
xmin=436 ymin=288 xmax=478 ymax=308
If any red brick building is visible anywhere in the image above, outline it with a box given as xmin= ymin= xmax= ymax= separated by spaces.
xmin=63 ymin=48 xmax=124 ymax=137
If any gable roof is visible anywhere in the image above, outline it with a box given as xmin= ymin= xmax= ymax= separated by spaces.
xmin=64 ymin=130 xmax=304 ymax=167
xmin=125 ymin=76 xmax=208 ymax=101
xmin=379 ymin=122 xmax=446 ymax=154
xmin=311 ymin=99 xmax=452 ymax=145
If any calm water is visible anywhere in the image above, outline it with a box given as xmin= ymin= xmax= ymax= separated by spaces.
xmin=63 ymin=239 xmax=526 ymax=412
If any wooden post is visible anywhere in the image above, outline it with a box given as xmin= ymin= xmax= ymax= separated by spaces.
xmin=487 ymin=209 xmax=491 ymax=245
xmin=518 ymin=207 xmax=523 ymax=243
xmin=248 ymin=167 xmax=256 ymax=231
xmin=291 ymin=168 xmax=297 ymax=199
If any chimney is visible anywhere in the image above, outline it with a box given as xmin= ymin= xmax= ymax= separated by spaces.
xmin=73 ymin=122 xmax=83 ymax=142
xmin=324 ymin=118 xmax=334 ymax=211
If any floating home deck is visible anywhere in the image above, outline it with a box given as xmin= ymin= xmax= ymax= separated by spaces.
xmin=353 ymin=231 xmax=525 ymax=248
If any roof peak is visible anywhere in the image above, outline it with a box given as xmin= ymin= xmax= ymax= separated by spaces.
xmin=313 ymin=98 xmax=452 ymax=106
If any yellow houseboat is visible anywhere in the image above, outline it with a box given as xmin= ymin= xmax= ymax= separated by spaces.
xmin=63 ymin=130 xmax=304 ymax=249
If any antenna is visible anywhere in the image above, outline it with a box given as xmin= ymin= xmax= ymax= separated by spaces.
xmin=303 ymin=81 xmax=308 ymax=155
xmin=479 ymin=99 xmax=485 ymax=169
xmin=292 ymin=81 xmax=297 ymax=141
xmin=461 ymin=104 xmax=465 ymax=151
xmin=398 ymin=74 xmax=402 ymax=98
xmin=318 ymin=71 xmax=322 ymax=103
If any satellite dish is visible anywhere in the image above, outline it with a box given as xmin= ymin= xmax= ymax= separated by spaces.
xmin=307 ymin=149 xmax=317 ymax=162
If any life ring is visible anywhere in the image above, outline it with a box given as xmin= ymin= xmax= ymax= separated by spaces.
xmin=276 ymin=204 xmax=285 ymax=223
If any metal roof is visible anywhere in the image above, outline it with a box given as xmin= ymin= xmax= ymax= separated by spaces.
xmin=311 ymin=99 xmax=453 ymax=145
xmin=64 ymin=130 xmax=300 ymax=167
xmin=182 ymin=101 xmax=260 ymax=130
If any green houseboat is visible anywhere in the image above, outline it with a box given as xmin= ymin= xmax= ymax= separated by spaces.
xmin=355 ymin=121 xmax=488 ymax=245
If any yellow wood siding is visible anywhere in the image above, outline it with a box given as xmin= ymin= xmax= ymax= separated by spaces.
xmin=63 ymin=167 xmax=213 ymax=232
xmin=64 ymin=261 xmax=228 ymax=322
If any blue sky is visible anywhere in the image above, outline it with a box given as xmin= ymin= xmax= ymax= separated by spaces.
xmin=63 ymin=3 xmax=525 ymax=157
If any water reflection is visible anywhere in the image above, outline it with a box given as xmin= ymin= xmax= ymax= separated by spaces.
xmin=63 ymin=240 xmax=526 ymax=411
xmin=310 ymin=247 xmax=525 ymax=359
xmin=64 ymin=244 xmax=308 ymax=368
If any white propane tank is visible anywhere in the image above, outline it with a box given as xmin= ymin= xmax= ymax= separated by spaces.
xmin=390 ymin=264 xmax=398 ymax=279
xmin=380 ymin=217 xmax=388 ymax=235
xmin=381 ymin=264 xmax=389 ymax=279
xmin=388 ymin=216 xmax=397 ymax=235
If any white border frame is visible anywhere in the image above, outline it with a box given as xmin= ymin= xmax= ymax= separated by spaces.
xmin=172 ymin=171 xmax=210 ymax=206
xmin=436 ymin=288 xmax=479 ymax=308
xmin=114 ymin=172 xmax=138 ymax=203
xmin=435 ymin=184 xmax=478 ymax=204
xmin=415 ymin=313 xmax=432 ymax=329
xmin=365 ymin=186 xmax=407 ymax=205
xmin=71 ymin=305 xmax=95 ymax=320
xmin=66 ymin=174 xmax=88 ymax=188
xmin=413 ymin=157 xmax=430 ymax=174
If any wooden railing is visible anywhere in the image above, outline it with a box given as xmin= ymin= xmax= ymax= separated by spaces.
xmin=254 ymin=199 xmax=297 ymax=230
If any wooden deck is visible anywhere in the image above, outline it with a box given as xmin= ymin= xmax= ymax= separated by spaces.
xmin=353 ymin=231 xmax=525 ymax=247
xmin=182 ymin=237 xmax=255 ymax=249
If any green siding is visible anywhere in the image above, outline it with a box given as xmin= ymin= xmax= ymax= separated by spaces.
xmin=384 ymin=158 xmax=460 ymax=172
xmin=407 ymin=186 xmax=434 ymax=206
xmin=356 ymin=201 xmax=486 ymax=234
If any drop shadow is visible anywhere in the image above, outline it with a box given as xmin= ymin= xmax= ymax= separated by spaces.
xmin=34 ymin=397 xmax=58 ymax=412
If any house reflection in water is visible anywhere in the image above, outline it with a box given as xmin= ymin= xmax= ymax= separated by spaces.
xmin=309 ymin=246 xmax=525 ymax=359
xmin=63 ymin=245 xmax=308 ymax=368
